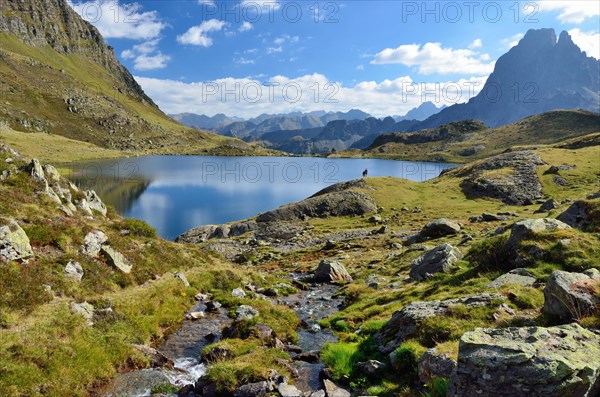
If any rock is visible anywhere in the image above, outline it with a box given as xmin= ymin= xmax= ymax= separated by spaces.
xmin=77 ymin=198 xmax=94 ymax=216
xmin=534 ymin=199 xmax=559 ymax=213
xmin=357 ymin=360 xmax=386 ymax=377
xmin=174 ymin=272 xmax=190 ymax=287
xmin=233 ymin=381 xmax=269 ymax=397
xmin=449 ymin=324 xmax=600 ymax=397
xmin=368 ymin=214 xmax=382 ymax=223
xmin=470 ymin=212 xmax=508 ymax=222
xmin=553 ymin=175 xmax=569 ymax=186
xmin=235 ymin=305 xmax=259 ymax=321
xmin=186 ymin=311 xmax=205 ymax=320
xmin=587 ymin=192 xmax=600 ymax=200
xmin=100 ymin=245 xmax=133 ymax=273
xmin=558 ymin=200 xmax=599 ymax=232
xmin=487 ymin=268 xmax=536 ymax=288
xmin=277 ymin=383 xmax=302 ymax=397
xmin=313 ymin=260 xmax=353 ymax=283
xmin=64 ymin=259 xmax=83 ymax=281
xmin=130 ymin=344 xmax=174 ymax=368
xmin=0 ymin=218 xmax=34 ymax=262
xmin=253 ymin=323 xmax=273 ymax=340
xmin=232 ymin=287 xmax=246 ymax=298
xmin=205 ymin=301 xmax=222 ymax=312
xmin=28 ymin=159 xmax=46 ymax=184
xmin=418 ymin=348 xmax=457 ymax=384
xmin=409 ymin=243 xmax=463 ymax=281
xmin=81 ymin=230 xmax=108 ymax=257
xmin=71 ymin=301 xmax=94 ymax=321
xmin=375 ymin=294 xmax=504 ymax=353
xmin=84 ymin=190 xmax=107 ymax=216
xmin=507 ymin=218 xmax=571 ymax=248
xmin=420 ymin=218 xmax=461 ymax=238
xmin=195 ymin=293 xmax=209 ymax=301
xmin=310 ymin=391 xmax=326 ymax=397
xmin=203 ymin=346 xmax=232 ymax=363
xmin=42 ymin=164 xmax=61 ymax=183
xmin=323 ymin=240 xmax=336 ymax=250
xmin=293 ymin=350 xmax=320 ymax=363
xmin=544 ymin=165 xmax=560 ymax=175
xmin=322 ymin=379 xmax=350 ymax=397
xmin=543 ymin=270 xmax=600 ymax=322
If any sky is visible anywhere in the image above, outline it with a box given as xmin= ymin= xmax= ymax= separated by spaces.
xmin=68 ymin=0 xmax=600 ymax=118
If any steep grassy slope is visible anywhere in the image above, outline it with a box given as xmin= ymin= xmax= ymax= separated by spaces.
xmin=339 ymin=110 xmax=600 ymax=163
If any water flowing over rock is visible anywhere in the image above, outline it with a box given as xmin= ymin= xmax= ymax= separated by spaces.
xmin=100 ymin=245 xmax=133 ymax=273
xmin=409 ymin=243 xmax=463 ymax=281
xmin=313 ymin=260 xmax=353 ymax=283
xmin=543 ymin=269 xmax=600 ymax=322
xmin=0 ymin=218 xmax=34 ymax=262
xmin=449 ymin=324 xmax=600 ymax=397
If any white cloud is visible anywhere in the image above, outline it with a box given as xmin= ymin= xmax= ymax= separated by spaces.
xmin=240 ymin=0 xmax=281 ymax=11
xmin=469 ymin=39 xmax=482 ymax=49
xmin=177 ymin=19 xmax=227 ymax=47
xmin=267 ymin=46 xmax=283 ymax=54
xmin=197 ymin=0 xmax=216 ymax=6
xmin=234 ymin=57 xmax=255 ymax=65
xmin=68 ymin=0 xmax=166 ymax=40
xmin=356 ymin=65 xmax=364 ymax=71
xmin=568 ymin=29 xmax=600 ymax=59
xmin=537 ymin=1 xmax=600 ymax=24
xmin=120 ymin=39 xmax=171 ymax=70
xmin=134 ymin=73 xmax=487 ymax=119
xmin=245 ymin=48 xmax=259 ymax=54
xmin=501 ymin=33 xmax=524 ymax=49
xmin=239 ymin=21 xmax=253 ymax=32
xmin=371 ymin=42 xmax=495 ymax=75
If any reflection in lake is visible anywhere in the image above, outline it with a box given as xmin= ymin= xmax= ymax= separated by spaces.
xmin=69 ymin=156 xmax=455 ymax=240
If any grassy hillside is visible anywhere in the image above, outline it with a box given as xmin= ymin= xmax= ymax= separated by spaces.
xmin=337 ymin=110 xmax=600 ymax=163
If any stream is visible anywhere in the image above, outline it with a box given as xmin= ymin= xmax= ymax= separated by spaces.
xmin=100 ymin=275 xmax=343 ymax=396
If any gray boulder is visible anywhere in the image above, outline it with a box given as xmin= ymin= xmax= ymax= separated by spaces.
xmin=375 ymin=294 xmax=504 ymax=354
xmin=235 ymin=305 xmax=259 ymax=321
xmin=487 ymin=268 xmax=536 ymax=288
xmin=558 ymin=200 xmax=599 ymax=232
xmin=84 ymin=190 xmax=107 ymax=216
xmin=64 ymin=260 xmax=84 ymax=282
xmin=71 ymin=301 xmax=94 ymax=322
xmin=543 ymin=269 xmax=600 ymax=322
xmin=449 ymin=324 xmax=600 ymax=397
xmin=418 ymin=348 xmax=457 ymax=384
xmin=507 ymin=218 xmax=571 ymax=248
xmin=534 ymin=199 xmax=559 ymax=213
xmin=357 ymin=360 xmax=386 ymax=377
xmin=409 ymin=243 xmax=463 ymax=281
xmin=233 ymin=381 xmax=269 ymax=397
xmin=232 ymin=287 xmax=246 ymax=298
xmin=81 ymin=230 xmax=108 ymax=257
xmin=420 ymin=218 xmax=461 ymax=238
xmin=323 ymin=379 xmax=350 ymax=397
xmin=313 ymin=260 xmax=353 ymax=283
xmin=174 ymin=271 xmax=190 ymax=287
xmin=0 ymin=218 xmax=34 ymax=262
xmin=100 ymin=245 xmax=133 ymax=273
xmin=277 ymin=383 xmax=302 ymax=397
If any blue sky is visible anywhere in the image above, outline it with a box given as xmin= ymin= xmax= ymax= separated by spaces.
xmin=69 ymin=1 xmax=600 ymax=118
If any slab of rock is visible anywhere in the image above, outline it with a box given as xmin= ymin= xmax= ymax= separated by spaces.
xmin=277 ymin=383 xmax=302 ymax=397
xmin=174 ymin=271 xmax=190 ymax=287
xmin=418 ymin=348 xmax=457 ymax=384
xmin=534 ymin=199 xmax=559 ymax=213
xmin=409 ymin=243 xmax=463 ymax=281
xmin=507 ymin=218 xmax=571 ymax=248
xmin=232 ymin=287 xmax=246 ymax=298
xmin=322 ymin=379 xmax=350 ymax=397
xmin=449 ymin=324 xmax=600 ymax=397
xmin=233 ymin=381 xmax=269 ymax=397
xmin=77 ymin=198 xmax=94 ymax=216
xmin=81 ymin=230 xmax=108 ymax=257
xmin=357 ymin=360 xmax=386 ymax=377
xmin=420 ymin=218 xmax=461 ymax=238
xmin=487 ymin=268 xmax=536 ymax=288
xmin=100 ymin=245 xmax=132 ymax=273
xmin=0 ymin=218 xmax=34 ymax=261
xmin=558 ymin=200 xmax=599 ymax=232
xmin=543 ymin=269 xmax=600 ymax=322
xmin=313 ymin=260 xmax=353 ymax=283
xmin=375 ymin=294 xmax=504 ymax=354
xmin=84 ymin=190 xmax=107 ymax=216
xmin=235 ymin=305 xmax=259 ymax=321
xmin=64 ymin=259 xmax=84 ymax=282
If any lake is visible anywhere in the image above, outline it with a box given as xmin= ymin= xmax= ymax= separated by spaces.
xmin=68 ymin=156 xmax=454 ymax=240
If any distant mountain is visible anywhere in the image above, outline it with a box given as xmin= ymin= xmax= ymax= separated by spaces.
xmin=169 ymin=113 xmax=242 ymax=130
xmin=395 ymin=102 xmax=446 ymax=121
xmin=414 ymin=29 xmax=600 ymax=130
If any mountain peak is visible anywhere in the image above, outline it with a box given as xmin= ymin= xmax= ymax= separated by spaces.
xmin=520 ymin=28 xmax=557 ymax=48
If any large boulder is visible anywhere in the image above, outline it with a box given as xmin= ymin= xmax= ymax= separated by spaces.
xmin=0 ymin=218 xmax=34 ymax=262
xmin=558 ymin=200 xmax=600 ymax=232
xmin=507 ymin=218 xmax=571 ymax=248
xmin=313 ymin=260 xmax=353 ymax=283
xmin=84 ymin=190 xmax=107 ymax=216
xmin=409 ymin=243 xmax=463 ymax=281
xmin=420 ymin=219 xmax=461 ymax=239
xmin=418 ymin=348 xmax=457 ymax=384
xmin=375 ymin=294 xmax=504 ymax=354
xmin=100 ymin=245 xmax=133 ymax=273
xmin=449 ymin=324 xmax=600 ymax=397
xmin=543 ymin=269 xmax=600 ymax=322
xmin=487 ymin=268 xmax=536 ymax=288
xmin=81 ymin=230 xmax=108 ymax=257
xmin=235 ymin=305 xmax=259 ymax=321
xmin=322 ymin=379 xmax=350 ymax=397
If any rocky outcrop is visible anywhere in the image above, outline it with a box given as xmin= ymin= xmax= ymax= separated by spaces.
xmin=100 ymin=245 xmax=132 ymax=273
xmin=84 ymin=190 xmax=107 ymax=216
xmin=455 ymin=151 xmax=545 ymax=205
xmin=420 ymin=219 xmax=461 ymax=239
xmin=409 ymin=243 xmax=463 ymax=281
xmin=558 ymin=200 xmax=600 ymax=232
xmin=313 ymin=260 xmax=353 ymax=283
xmin=487 ymin=268 xmax=536 ymax=288
xmin=418 ymin=348 xmax=457 ymax=384
xmin=375 ymin=294 xmax=504 ymax=353
xmin=543 ymin=269 xmax=600 ymax=322
xmin=507 ymin=218 xmax=571 ymax=248
xmin=0 ymin=218 xmax=34 ymax=262
xmin=81 ymin=230 xmax=108 ymax=257
xmin=449 ymin=324 xmax=600 ymax=397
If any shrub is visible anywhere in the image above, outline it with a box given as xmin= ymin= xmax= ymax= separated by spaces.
xmin=115 ymin=218 xmax=157 ymax=238
xmin=390 ymin=340 xmax=426 ymax=374
xmin=321 ymin=342 xmax=359 ymax=379
xmin=421 ymin=377 xmax=449 ymax=397
xmin=467 ymin=235 xmax=512 ymax=271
